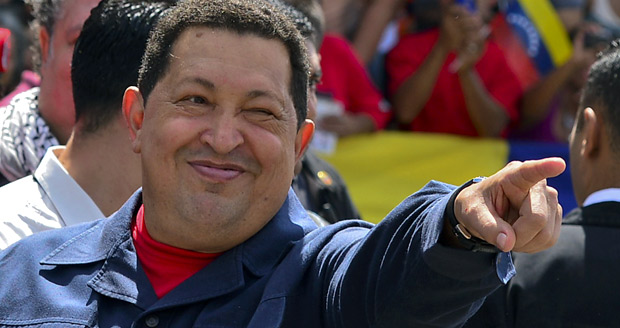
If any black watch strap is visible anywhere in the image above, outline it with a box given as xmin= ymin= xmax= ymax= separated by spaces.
xmin=445 ymin=177 xmax=500 ymax=253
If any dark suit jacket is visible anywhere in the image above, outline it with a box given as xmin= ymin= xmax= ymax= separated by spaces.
xmin=465 ymin=201 xmax=620 ymax=328
xmin=292 ymin=151 xmax=361 ymax=223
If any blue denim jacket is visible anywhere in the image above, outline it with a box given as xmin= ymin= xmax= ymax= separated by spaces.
xmin=0 ymin=182 xmax=514 ymax=327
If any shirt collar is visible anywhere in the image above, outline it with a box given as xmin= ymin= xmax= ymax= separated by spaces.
xmin=582 ymin=188 xmax=620 ymax=207
xmin=34 ymin=146 xmax=105 ymax=227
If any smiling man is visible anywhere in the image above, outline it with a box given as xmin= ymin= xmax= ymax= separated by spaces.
xmin=126 ymin=25 xmax=306 ymax=252
xmin=0 ymin=0 xmax=566 ymax=326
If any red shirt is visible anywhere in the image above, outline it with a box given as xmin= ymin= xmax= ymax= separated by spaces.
xmin=317 ymin=34 xmax=391 ymax=130
xmin=386 ymin=28 xmax=521 ymax=137
xmin=132 ymin=205 xmax=221 ymax=298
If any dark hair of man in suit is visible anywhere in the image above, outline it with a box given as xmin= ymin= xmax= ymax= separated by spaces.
xmin=71 ymin=0 xmax=175 ymax=135
xmin=576 ymin=39 xmax=620 ymax=153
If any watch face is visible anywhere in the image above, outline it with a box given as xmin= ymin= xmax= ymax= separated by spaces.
xmin=455 ymin=223 xmax=473 ymax=240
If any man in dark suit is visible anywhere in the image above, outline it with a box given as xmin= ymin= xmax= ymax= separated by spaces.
xmin=465 ymin=40 xmax=620 ymax=328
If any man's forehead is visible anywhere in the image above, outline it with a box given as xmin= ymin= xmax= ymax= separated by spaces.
xmin=169 ymin=27 xmax=292 ymax=72
xmin=160 ymin=26 xmax=293 ymax=97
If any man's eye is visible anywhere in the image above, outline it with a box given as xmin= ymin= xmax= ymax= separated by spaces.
xmin=250 ymin=108 xmax=274 ymax=116
xmin=185 ymin=96 xmax=207 ymax=104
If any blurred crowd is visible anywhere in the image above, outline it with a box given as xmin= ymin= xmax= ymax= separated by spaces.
xmin=1 ymin=0 xmax=617 ymax=146
xmin=0 ymin=0 xmax=35 ymax=103
xmin=0 ymin=0 xmax=620 ymax=326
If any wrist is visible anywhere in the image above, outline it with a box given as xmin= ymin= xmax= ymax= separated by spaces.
xmin=444 ymin=177 xmax=500 ymax=253
xmin=434 ymin=37 xmax=452 ymax=58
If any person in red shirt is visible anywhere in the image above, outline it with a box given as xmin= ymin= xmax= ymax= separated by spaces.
xmin=316 ymin=34 xmax=392 ymax=136
xmin=386 ymin=0 xmax=521 ymax=138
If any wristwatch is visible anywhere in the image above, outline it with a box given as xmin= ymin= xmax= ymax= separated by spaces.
xmin=446 ymin=177 xmax=500 ymax=253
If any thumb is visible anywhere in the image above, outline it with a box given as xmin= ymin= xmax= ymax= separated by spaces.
xmin=489 ymin=215 xmax=516 ymax=252
xmin=505 ymin=157 xmax=565 ymax=193
xmin=454 ymin=185 xmax=518 ymax=252
xmin=470 ymin=200 xmax=517 ymax=252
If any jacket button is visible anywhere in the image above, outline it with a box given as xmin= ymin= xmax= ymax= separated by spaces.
xmin=145 ymin=315 xmax=159 ymax=327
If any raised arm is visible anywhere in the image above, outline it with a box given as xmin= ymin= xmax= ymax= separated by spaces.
xmin=321 ymin=157 xmax=564 ymax=327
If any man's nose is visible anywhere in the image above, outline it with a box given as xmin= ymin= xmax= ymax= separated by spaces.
xmin=198 ymin=112 xmax=244 ymax=154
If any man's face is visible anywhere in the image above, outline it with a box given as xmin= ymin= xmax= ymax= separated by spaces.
xmin=127 ymin=27 xmax=311 ymax=252
xmin=38 ymin=0 xmax=100 ymax=138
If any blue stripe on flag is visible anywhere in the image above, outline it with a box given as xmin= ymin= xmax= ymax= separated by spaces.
xmin=502 ymin=0 xmax=555 ymax=75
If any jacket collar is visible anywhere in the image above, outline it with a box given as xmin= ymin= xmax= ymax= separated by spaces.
xmin=39 ymin=189 xmax=141 ymax=266
xmin=155 ymin=188 xmax=318 ymax=308
xmin=39 ymin=188 xmax=317 ymax=307
xmin=241 ymin=188 xmax=317 ymax=276
xmin=564 ymin=201 xmax=620 ymax=227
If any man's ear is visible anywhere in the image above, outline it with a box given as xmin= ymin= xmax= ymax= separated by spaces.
xmin=581 ymin=107 xmax=601 ymax=158
xmin=39 ymin=27 xmax=50 ymax=64
xmin=295 ymin=119 xmax=315 ymax=162
xmin=122 ymin=86 xmax=145 ymax=154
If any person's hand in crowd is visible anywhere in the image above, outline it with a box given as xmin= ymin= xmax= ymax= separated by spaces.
xmin=568 ymin=28 xmax=587 ymax=68
xmin=440 ymin=2 xmax=488 ymax=73
xmin=318 ymin=113 xmax=376 ymax=137
xmin=454 ymin=10 xmax=487 ymax=72
xmin=438 ymin=3 xmax=468 ymax=53
xmin=567 ymin=22 xmax=608 ymax=79
xmin=451 ymin=157 xmax=565 ymax=253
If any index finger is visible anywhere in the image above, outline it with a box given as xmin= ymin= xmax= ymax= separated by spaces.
xmin=506 ymin=158 xmax=566 ymax=193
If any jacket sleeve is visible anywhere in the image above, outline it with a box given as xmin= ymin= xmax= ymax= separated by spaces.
xmin=320 ymin=180 xmax=514 ymax=328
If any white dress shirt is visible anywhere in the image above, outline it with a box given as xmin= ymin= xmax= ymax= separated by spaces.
xmin=0 ymin=146 xmax=104 ymax=250
xmin=582 ymin=188 xmax=620 ymax=207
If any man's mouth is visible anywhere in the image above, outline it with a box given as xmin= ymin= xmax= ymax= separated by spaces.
xmin=189 ymin=160 xmax=245 ymax=182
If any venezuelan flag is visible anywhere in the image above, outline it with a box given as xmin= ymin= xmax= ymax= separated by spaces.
xmin=319 ymin=132 xmax=575 ymax=223
xmin=498 ymin=0 xmax=573 ymax=76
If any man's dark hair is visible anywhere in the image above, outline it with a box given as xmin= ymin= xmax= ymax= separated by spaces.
xmin=138 ymin=0 xmax=309 ymax=129
xmin=578 ymin=39 xmax=620 ymax=152
xmin=72 ymin=0 xmax=173 ymax=134
xmin=25 ymin=0 xmax=65 ymax=72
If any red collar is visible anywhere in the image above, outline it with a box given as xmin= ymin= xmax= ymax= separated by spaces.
xmin=132 ymin=205 xmax=222 ymax=298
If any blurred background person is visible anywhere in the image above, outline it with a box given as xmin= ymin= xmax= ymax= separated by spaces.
xmin=0 ymin=0 xmax=37 ymax=103
xmin=0 ymin=0 xmax=172 ymax=249
xmin=386 ymin=0 xmax=522 ymax=138
xmin=280 ymin=0 xmax=362 ymax=223
xmin=0 ymin=0 xmax=100 ymax=186
xmin=293 ymin=0 xmax=391 ymax=148
xmin=313 ymin=32 xmax=392 ymax=139
xmin=509 ymin=0 xmax=614 ymax=143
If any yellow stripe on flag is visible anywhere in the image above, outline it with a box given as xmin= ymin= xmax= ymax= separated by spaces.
xmin=518 ymin=0 xmax=572 ymax=66
xmin=319 ymin=132 xmax=508 ymax=223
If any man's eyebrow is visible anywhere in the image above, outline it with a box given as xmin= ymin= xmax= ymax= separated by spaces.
xmin=181 ymin=77 xmax=216 ymax=90
xmin=246 ymin=90 xmax=285 ymax=108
